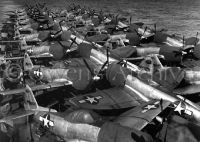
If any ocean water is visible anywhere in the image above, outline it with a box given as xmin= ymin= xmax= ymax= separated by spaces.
xmin=1 ymin=0 xmax=200 ymax=37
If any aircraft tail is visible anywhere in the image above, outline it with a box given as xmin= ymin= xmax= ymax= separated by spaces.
xmin=24 ymin=85 xmax=57 ymax=112
xmin=23 ymin=85 xmax=39 ymax=110
xmin=0 ymin=85 xmax=37 ymax=133
xmin=23 ymin=53 xmax=34 ymax=71
xmin=0 ymin=85 xmax=57 ymax=133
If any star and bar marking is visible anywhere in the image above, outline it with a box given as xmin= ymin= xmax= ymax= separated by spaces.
xmin=39 ymin=114 xmax=54 ymax=128
xmin=78 ymin=95 xmax=102 ymax=105
xmin=142 ymin=101 xmax=160 ymax=113
xmin=173 ymin=101 xmax=192 ymax=116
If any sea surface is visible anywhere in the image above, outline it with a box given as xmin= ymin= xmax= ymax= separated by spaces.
xmin=1 ymin=0 xmax=200 ymax=37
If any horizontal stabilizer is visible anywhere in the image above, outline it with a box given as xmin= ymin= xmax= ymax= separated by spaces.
xmin=115 ymin=100 xmax=170 ymax=130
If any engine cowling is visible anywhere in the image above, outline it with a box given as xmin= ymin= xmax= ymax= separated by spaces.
xmin=3 ymin=63 xmax=23 ymax=89
xmin=106 ymin=62 xmax=130 ymax=87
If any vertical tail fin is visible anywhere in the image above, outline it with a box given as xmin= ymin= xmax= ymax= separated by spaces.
xmin=23 ymin=85 xmax=57 ymax=112
xmin=24 ymin=53 xmax=34 ymax=71
xmin=0 ymin=85 xmax=37 ymax=132
xmin=23 ymin=85 xmax=38 ymax=110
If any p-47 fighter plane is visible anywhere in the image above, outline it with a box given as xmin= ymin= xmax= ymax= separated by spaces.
xmin=65 ymin=58 xmax=200 ymax=128
xmin=0 ymin=52 xmax=73 ymax=92
xmin=0 ymin=85 xmax=172 ymax=142
xmin=132 ymin=53 xmax=200 ymax=96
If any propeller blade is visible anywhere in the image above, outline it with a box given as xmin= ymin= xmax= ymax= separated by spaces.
xmin=195 ymin=32 xmax=199 ymax=46
xmin=69 ymin=37 xmax=77 ymax=48
xmin=142 ymin=26 xmax=148 ymax=37
xmin=134 ymin=29 xmax=140 ymax=37
xmin=182 ymin=35 xmax=185 ymax=50
xmin=97 ymin=46 xmax=110 ymax=74
xmin=129 ymin=16 xmax=132 ymax=25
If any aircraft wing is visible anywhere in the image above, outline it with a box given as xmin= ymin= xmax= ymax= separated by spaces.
xmin=67 ymin=87 xmax=145 ymax=110
xmin=31 ymin=81 xmax=72 ymax=93
xmin=114 ymin=100 xmax=170 ymax=130
xmin=0 ymin=110 xmax=34 ymax=123
xmin=0 ymin=110 xmax=34 ymax=126
xmin=182 ymin=59 xmax=200 ymax=68
xmin=173 ymin=85 xmax=200 ymax=95
xmin=0 ymin=81 xmax=72 ymax=96
xmin=0 ymin=81 xmax=72 ymax=105
xmin=30 ymin=53 xmax=53 ymax=58
xmin=2 ymin=54 xmax=53 ymax=61
xmin=0 ymin=110 xmax=34 ymax=133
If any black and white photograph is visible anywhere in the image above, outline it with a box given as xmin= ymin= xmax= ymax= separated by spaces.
xmin=1 ymin=0 xmax=200 ymax=141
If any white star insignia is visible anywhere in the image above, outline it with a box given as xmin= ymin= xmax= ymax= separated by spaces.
xmin=145 ymin=105 xmax=157 ymax=110
xmin=39 ymin=114 xmax=54 ymax=128
xmin=142 ymin=101 xmax=159 ymax=113
xmin=174 ymin=102 xmax=184 ymax=115
xmin=79 ymin=96 xmax=102 ymax=104
xmin=43 ymin=115 xmax=50 ymax=127
xmin=34 ymin=70 xmax=43 ymax=77
xmin=85 ymin=96 xmax=97 ymax=104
